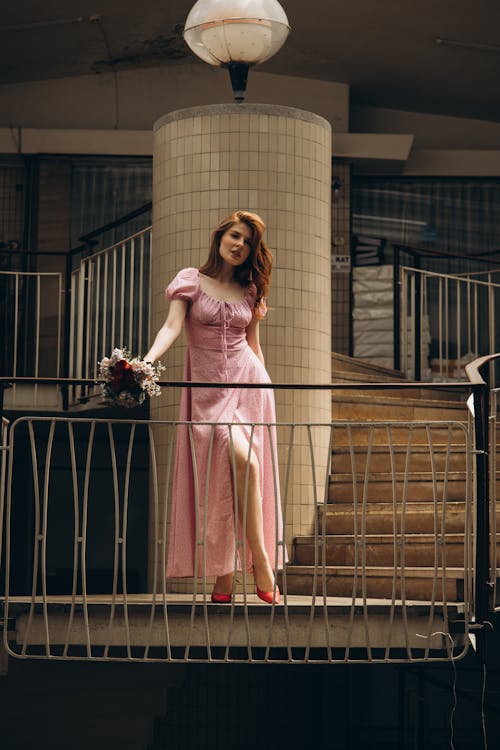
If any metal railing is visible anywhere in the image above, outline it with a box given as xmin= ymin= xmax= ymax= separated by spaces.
xmin=400 ymin=265 xmax=500 ymax=385
xmin=0 ymin=270 xmax=63 ymax=408
xmin=0 ymin=376 xmax=490 ymax=665
xmin=69 ymin=227 xmax=152 ymax=405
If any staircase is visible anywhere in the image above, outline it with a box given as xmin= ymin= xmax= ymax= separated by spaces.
xmin=284 ymin=352 xmax=476 ymax=602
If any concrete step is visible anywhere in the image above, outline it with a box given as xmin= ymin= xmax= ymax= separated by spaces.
xmin=319 ymin=502 xmax=468 ymax=534
xmin=332 ymin=352 xmax=406 ymax=380
xmin=292 ymin=533 xmax=480 ymax=567
xmin=329 ymin=424 xmax=468 ymax=445
xmin=331 ymin=445 xmax=468 ymax=473
xmin=331 ymin=394 xmax=468 ymax=422
xmin=282 ymin=565 xmax=464 ymax=601
xmin=328 ymin=475 xmax=466 ymax=502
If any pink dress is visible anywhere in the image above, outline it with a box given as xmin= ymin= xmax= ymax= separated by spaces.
xmin=165 ymin=267 xmax=286 ymax=578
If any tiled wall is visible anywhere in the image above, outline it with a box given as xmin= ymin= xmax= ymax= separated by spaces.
xmin=150 ymin=104 xmax=332 ymax=592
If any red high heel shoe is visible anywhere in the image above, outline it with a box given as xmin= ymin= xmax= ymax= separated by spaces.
xmin=211 ymin=591 xmax=232 ymax=604
xmin=256 ymin=586 xmax=281 ymax=605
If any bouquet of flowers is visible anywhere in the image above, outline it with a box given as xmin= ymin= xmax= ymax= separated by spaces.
xmin=98 ymin=348 xmax=165 ymax=408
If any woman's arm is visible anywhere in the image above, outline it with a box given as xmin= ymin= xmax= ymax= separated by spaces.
xmin=143 ymin=299 xmax=188 ymax=362
xmin=246 ymin=315 xmax=265 ymax=365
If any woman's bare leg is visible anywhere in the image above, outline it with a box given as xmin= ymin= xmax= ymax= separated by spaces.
xmin=230 ymin=427 xmax=275 ymax=593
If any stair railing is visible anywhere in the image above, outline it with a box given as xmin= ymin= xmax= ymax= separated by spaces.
xmin=400 ymin=265 xmax=500 ymax=387
xmin=0 ymin=263 xmax=64 ymax=408
xmin=0 ymin=374 xmax=481 ymax=665
xmin=393 ymin=243 xmax=500 ymax=383
xmin=68 ymin=226 xmax=152 ymax=406
xmin=465 ymin=354 xmax=500 ymax=625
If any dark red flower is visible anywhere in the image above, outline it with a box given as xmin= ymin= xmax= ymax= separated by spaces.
xmin=109 ymin=359 xmax=137 ymax=392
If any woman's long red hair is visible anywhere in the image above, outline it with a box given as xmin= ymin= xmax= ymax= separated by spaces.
xmin=199 ymin=210 xmax=273 ymax=313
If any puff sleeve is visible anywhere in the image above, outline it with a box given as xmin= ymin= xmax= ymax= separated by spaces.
xmin=165 ymin=267 xmax=199 ymax=302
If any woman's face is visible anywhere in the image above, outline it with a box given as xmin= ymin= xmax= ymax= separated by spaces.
xmin=218 ymin=222 xmax=252 ymax=268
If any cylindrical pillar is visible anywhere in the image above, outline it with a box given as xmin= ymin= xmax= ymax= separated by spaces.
xmin=150 ymin=104 xmax=331 ymax=591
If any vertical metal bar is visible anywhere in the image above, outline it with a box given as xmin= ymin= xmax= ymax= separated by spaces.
xmin=104 ymin=422 xmax=122 ymax=659
xmin=75 ymin=262 xmax=86 ymax=403
xmin=161 ymin=423 xmax=176 ymax=661
xmin=304 ymin=423 xmax=321 ymax=664
xmin=400 ymin=269 xmax=408 ymax=376
xmin=93 ymin=255 xmax=101 ymax=380
xmin=62 ymin=254 xmax=74 ymax=409
xmin=360 ymin=427 xmax=373 ymax=661
xmin=320 ymin=424 xmax=334 ymax=662
xmin=438 ymin=277 xmax=444 ymax=379
xmin=68 ymin=270 xmax=77 ymax=379
xmin=488 ymin=278 xmax=496 ymax=389
xmin=33 ymin=274 xmax=41 ymax=406
xmin=345 ymin=424 xmax=359 ymax=661
xmin=185 ymin=422 xmax=201 ymax=661
xmin=467 ymin=279 xmax=472 ymax=356
xmin=423 ymin=425 xmax=439 ymax=660
xmin=120 ymin=422 xmax=136 ymax=659
xmin=62 ymin=421 xmax=81 ymax=657
xmin=393 ymin=248 xmax=401 ymax=371
xmin=489 ymin=391 xmax=497 ymax=612
xmin=111 ymin=250 xmax=117 ymax=349
xmin=384 ymin=424 xmax=399 ymax=660
xmin=85 ymin=262 xmax=93 ymax=381
xmin=119 ymin=244 xmax=126 ymax=347
xmin=200 ymin=425 xmax=215 ymax=660
xmin=445 ymin=278 xmax=449 ymax=375
xmin=102 ymin=253 xmax=109 ymax=358
xmin=472 ymin=381 xmax=492 ymax=633
xmin=279 ymin=423 xmax=295 ymax=662
xmin=12 ymin=275 xmax=19 ymax=403
xmin=40 ymin=419 xmax=56 ymax=655
xmin=473 ymin=285 xmax=478 ymax=362
xmin=128 ymin=239 xmax=135 ymax=352
xmin=56 ymin=273 xmax=63 ymax=379
xmin=415 ymin=267 xmax=422 ymax=381
xmin=144 ymin=423 xmax=160 ymax=660
xmin=399 ymin=425 xmax=413 ymax=660
xmin=20 ymin=421 xmax=42 ymax=655
xmin=81 ymin=421 xmax=96 ymax=657
xmin=456 ymin=281 xmax=461 ymax=378
xmin=138 ymin=233 xmax=145 ymax=355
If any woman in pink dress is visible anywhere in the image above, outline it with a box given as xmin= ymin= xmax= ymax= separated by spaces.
xmin=144 ymin=211 xmax=285 ymax=604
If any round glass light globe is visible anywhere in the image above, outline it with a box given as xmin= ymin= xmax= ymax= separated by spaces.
xmin=184 ymin=0 xmax=290 ymax=66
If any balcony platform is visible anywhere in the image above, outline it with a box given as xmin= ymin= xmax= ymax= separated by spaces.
xmin=2 ymin=594 xmax=469 ymax=663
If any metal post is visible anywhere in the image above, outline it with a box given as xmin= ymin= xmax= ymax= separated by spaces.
xmin=472 ymin=379 xmax=492 ymax=643
xmin=393 ymin=247 xmax=401 ymax=372
xmin=414 ymin=256 xmax=422 ymax=381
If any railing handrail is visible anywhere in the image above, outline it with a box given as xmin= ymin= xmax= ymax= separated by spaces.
xmin=77 ymin=201 xmax=152 ymax=244
xmin=464 ymin=353 xmax=500 ymax=385
xmin=72 ymin=225 xmax=152 ymax=268
xmin=401 ymin=264 xmax=500 ymax=290
xmin=0 ymin=269 xmax=63 ymax=278
xmin=393 ymin=242 xmax=500 ymax=266
xmin=0 ymin=375 xmax=475 ymax=391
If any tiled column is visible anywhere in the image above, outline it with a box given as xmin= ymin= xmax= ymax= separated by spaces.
xmin=150 ymin=104 xmax=331 ymax=590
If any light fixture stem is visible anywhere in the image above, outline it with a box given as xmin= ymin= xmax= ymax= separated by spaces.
xmin=228 ymin=63 xmax=249 ymax=102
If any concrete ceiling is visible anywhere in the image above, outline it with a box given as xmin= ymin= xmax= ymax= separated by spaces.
xmin=1 ymin=0 xmax=500 ymax=122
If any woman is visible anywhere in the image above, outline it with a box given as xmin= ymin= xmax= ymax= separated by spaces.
xmin=144 ymin=211 xmax=285 ymax=604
